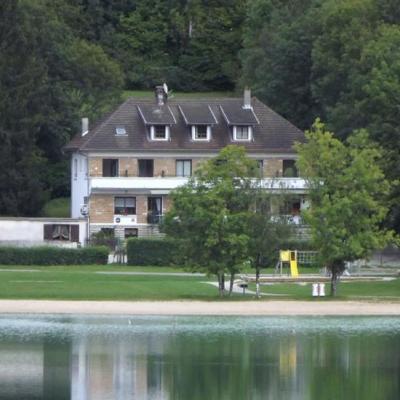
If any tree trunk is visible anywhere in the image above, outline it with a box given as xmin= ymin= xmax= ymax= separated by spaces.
xmin=330 ymin=261 xmax=344 ymax=296
xmin=330 ymin=269 xmax=338 ymax=297
xmin=218 ymin=272 xmax=225 ymax=297
xmin=228 ymin=272 xmax=235 ymax=296
xmin=255 ymin=266 xmax=261 ymax=298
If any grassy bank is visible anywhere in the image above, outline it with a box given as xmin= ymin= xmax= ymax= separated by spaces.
xmin=252 ymin=279 xmax=400 ymax=300
xmin=0 ymin=265 xmax=215 ymax=301
xmin=0 ymin=265 xmax=398 ymax=301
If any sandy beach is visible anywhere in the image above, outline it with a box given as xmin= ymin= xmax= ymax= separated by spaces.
xmin=0 ymin=300 xmax=398 ymax=316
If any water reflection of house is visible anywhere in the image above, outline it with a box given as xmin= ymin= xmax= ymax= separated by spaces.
xmin=70 ymin=335 xmax=169 ymax=399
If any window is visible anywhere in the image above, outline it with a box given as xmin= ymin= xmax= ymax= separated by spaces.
xmin=43 ymin=224 xmax=79 ymax=242
xmin=147 ymin=197 xmax=162 ymax=224
xmin=124 ymin=228 xmax=138 ymax=238
xmin=283 ymin=159 xmax=298 ymax=177
xmin=151 ymin=125 xmax=169 ymax=140
xmin=102 ymin=159 xmax=119 ymax=177
xmin=114 ymin=197 xmax=136 ymax=215
xmin=115 ymin=126 xmax=127 ymax=135
xmin=176 ymin=160 xmax=192 ymax=177
xmin=138 ymin=159 xmax=154 ymax=177
xmin=100 ymin=228 xmax=114 ymax=236
xmin=234 ymin=126 xmax=251 ymax=141
xmin=74 ymin=158 xmax=78 ymax=179
xmin=192 ymin=125 xmax=210 ymax=141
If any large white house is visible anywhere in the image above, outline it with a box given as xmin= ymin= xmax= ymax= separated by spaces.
xmin=65 ymin=87 xmax=308 ymax=240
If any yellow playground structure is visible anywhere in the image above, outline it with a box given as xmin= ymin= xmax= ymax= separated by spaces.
xmin=279 ymin=250 xmax=299 ymax=277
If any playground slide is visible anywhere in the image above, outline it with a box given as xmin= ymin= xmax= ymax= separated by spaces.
xmin=290 ymin=259 xmax=299 ymax=277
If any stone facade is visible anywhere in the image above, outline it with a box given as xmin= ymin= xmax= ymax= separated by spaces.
xmin=264 ymin=159 xmax=283 ymax=177
xmin=163 ymin=195 xmax=172 ymax=214
xmin=89 ymin=194 xmax=114 ymax=223
xmin=192 ymin=158 xmax=204 ymax=173
xmin=154 ymin=158 xmax=176 ymax=177
xmin=119 ymin=158 xmax=138 ymax=177
xmin=86 ymin=156 xmax=294 ymax=239
xmin=89 ymin=157 xmax=103 ymax=177
xmin=89 ymin=156 xmax=285 ymax=178
xmin=136 ymin=195 xmax=148 ymax=224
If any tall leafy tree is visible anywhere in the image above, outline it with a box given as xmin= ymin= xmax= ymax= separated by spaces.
xmin=163 ymin=146 xmax=257 ymax=296
xmin=311 ymin=0 xmax=400 ymax=231
xmin=0 ymin=0 xmax=123 ymax=215
xmin=114 ymin=0 xmax=245 ymax=90
xmin=240 ymin=0 xmax=320 ymax=129
xmin=296 ymin=120 xmax=394 ymax=296
xmin=247 ymin=190 xmax=293 ymax=297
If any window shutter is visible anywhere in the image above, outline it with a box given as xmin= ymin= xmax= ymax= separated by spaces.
xmin=44 ymin=224 xmax=53 ymax=240
xmin=71 ymin=225 xmax=79 ymax=242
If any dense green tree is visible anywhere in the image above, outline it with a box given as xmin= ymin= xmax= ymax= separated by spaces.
xmin=163 ymin=146 xmax=257 ymax=296
xmin=311 ymin=0 xmax=400 ymax=231
xmin=240 ymin=0 xmax=320 ymax=129
xmin=240 ymin=0 xmax=400 ymax=232
xmin=114 ymin=0 xmax=245 ymax=90
xmin=311 ymin=0 xmax=379 ymax=137
xmin=0 ymin=1 xmax=50 ymax=214
xmin=296 ymin=120 xmax=393 ymax=296
xmin=0 ymin=0 xmax=123 ymax=215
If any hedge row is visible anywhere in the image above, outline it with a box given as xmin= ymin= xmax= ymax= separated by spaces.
xmin=126 ymin=238 xmax=179 ymax=266
xmin=0 ymin=246 xmax=109 ymax=265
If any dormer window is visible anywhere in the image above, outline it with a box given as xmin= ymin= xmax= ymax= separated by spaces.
xmin=192 ymin=125 xmax=211 ymax=141
xmin=150 ymin=125 xmax=169 ymax=141
xmin=233 ymin=126 xmax=252 ymax=141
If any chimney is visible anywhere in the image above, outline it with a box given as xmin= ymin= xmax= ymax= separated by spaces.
xmin=155 ymin=84 xmax=168 ymax=106
xmin=243 ymin=87 xmax=252 ymax=109
xmin=81 ymin=117 xmax=89 ymax=136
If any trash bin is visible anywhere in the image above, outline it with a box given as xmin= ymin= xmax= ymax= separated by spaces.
xmin=319 ymin=283 xmax=326 ymax=297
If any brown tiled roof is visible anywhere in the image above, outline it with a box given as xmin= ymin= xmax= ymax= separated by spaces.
xmin=137 ymin=104 xmax=176 ymax=125
xmin=64 ymin=97 xmax=304 ymax=154
xmin=220 ymin=104 xmax=259 ymax=125
xmin=179 ymin=104 xmax=218 ymax=125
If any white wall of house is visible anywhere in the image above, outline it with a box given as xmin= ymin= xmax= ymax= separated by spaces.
xmin=0 ymin=218 xmax=87 ymax=247
xmin=71 ymin=152 xmax=89 ymax=218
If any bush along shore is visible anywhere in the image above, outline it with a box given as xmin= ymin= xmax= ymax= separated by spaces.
xmin=0 ymin=246 xmax=109 ymax=265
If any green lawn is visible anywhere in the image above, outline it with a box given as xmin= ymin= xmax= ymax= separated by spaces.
xmin=252 ymin=279 xmax=400 ymax=300
xmin=0 ymin=265 xmax=217 ymax=301
xmin=0 ymin=265 xmax=398 ymax=301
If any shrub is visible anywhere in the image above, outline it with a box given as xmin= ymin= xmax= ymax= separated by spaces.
xmin=126 ymin=238 xmax=179 ymax=266
xmin=91 ymin=230 xmax=117 ymax=250
xmin=0 ymin=246 xmax=109 ymax=265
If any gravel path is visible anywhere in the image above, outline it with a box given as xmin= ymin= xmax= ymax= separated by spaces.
xmin=0 ymin=300 xmax=398 ymax=316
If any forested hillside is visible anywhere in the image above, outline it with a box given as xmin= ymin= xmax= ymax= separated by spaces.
xmin=1 ymin=0 xmax=399 ymax=231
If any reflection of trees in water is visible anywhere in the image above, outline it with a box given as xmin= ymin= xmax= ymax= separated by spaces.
xmin=0 ymin=324 xmax=399 ymax=400
xmin=308 ymin=334 xmax=400 ymax=400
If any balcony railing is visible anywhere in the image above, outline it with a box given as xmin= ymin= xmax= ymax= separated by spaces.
xmin=147 ymin=213 xmax=163 ymax=224
xmin=89 ymin=177 xmax=308 ymax=193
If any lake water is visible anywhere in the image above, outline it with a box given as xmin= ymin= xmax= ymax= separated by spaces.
xmin=0 ymin=315 xmax=399 ymax=400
